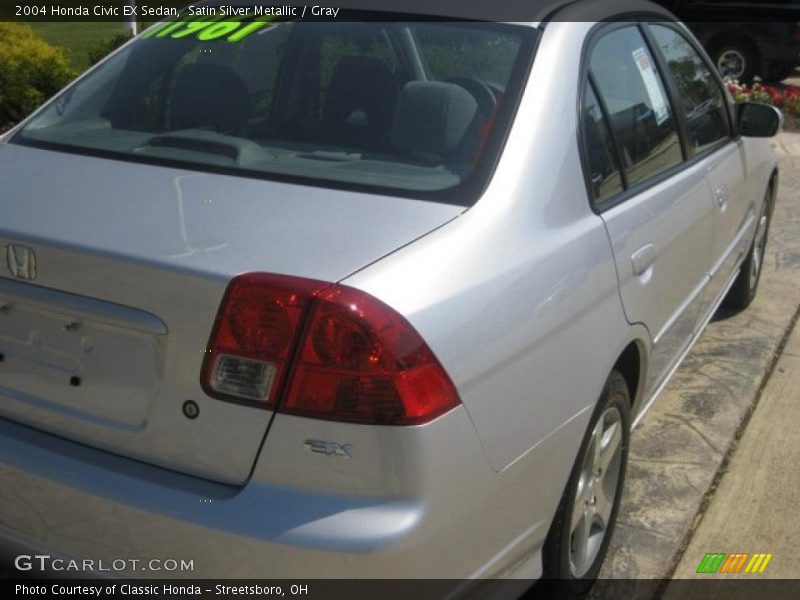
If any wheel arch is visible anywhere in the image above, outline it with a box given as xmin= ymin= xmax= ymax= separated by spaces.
xmin=769 ymin=168 xmax=779 ymax=205
xmin=707 ymin=32 xmax=760 ymax=58
xmin=608 ymin=330 xmax=651 ymax=422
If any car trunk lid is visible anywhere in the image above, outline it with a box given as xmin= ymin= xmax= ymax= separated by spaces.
xmin=0 ymin=144 xmax=461 ymax=484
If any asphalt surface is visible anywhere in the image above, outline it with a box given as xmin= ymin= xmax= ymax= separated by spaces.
xmin=593 ymin=129 xmax=800 ymax=597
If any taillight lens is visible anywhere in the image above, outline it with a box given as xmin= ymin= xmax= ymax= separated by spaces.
xmin=201 ymin=273 xmax=326 ymax=406
xmin=202 ymin=273 xmax=461 ymax=425
xmin=283 ymin=285 xmax=460 ymax=425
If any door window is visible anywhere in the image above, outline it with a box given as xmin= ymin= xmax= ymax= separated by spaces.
xmin=581 ymin=82 xmax=624 ymax=205
xmin=589 ymin=26 xmax=683 ymax=188
xmin=649 ymin=24 xmax=730 ymax=154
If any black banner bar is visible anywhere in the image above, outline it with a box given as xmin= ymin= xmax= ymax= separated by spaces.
xmin=2 ymin=0 xmax=800 ymax=23
xmin=4 ymin=579 xmax=800 ymax=600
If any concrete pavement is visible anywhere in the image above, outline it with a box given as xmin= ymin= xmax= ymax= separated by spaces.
xmin=666 ymin=319 xmax=800 ymax=584
xmin=592 ymin=130 xmax=800 ymax=597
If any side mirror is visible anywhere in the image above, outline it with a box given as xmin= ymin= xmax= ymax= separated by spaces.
xmin=737 ymin=102 xmax=783 ymax=138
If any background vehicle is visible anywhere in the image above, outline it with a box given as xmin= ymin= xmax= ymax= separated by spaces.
xmin=0 ymin=1 xmax=780 ymax=595
xmin=657 ymin=0 xmax=800 ymax=82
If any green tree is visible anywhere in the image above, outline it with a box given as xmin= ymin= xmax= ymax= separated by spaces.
xmin=0 ymin=22 xmax=75 ymax=129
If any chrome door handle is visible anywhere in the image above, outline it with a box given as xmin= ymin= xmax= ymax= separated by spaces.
xmin=631 ymin=244 xmax=656 ymax=276
xmin=715 ymin=184 xmax=730 ymax=207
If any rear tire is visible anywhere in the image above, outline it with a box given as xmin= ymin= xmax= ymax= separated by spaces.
xmin=724 ymin=185 xmax=773 ymax=312
xmin=538 ymin=370 xmax=631 ymax=600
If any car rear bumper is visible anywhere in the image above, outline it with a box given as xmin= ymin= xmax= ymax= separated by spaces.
xmin=0 ymin=408 xmax=585 ymax=581
xmin=0 ymin=417 xmax=370 ymax=578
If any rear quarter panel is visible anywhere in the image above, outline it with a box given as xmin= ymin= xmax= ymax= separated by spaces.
xmin=344 ymin=20 xmax=641 ymax=479
xmin=329 ymin=21 xmax=649 ymax=576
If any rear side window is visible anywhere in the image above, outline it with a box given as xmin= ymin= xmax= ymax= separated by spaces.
xmin=648 ymin=24 xmax=730 ymax=154
xmin=582 ymin=83 xmax=624 ymax=205
xmin=589 ymin=26 xmax=683 ymax=188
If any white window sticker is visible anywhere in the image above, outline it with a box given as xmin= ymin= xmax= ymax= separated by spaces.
xmin=632 ymin=47 xmax=669 ymax=125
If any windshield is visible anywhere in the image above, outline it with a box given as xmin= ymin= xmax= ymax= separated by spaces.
xmin=13 ymin=17 xmax=536 ymax=204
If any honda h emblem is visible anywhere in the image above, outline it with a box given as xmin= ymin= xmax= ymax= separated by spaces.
xmin=5 ymin=244 xmax=37 ymax=280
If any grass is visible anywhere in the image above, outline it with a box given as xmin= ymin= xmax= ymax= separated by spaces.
xmin=28 ymin=22 xmax=128 ymax=71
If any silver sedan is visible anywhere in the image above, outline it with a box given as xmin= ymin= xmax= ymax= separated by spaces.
xmin=0 ymin=0 xmax=780 ymax=595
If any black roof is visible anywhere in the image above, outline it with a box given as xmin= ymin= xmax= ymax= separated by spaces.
xmin=230 ymin=0 xmax=673 ymax=23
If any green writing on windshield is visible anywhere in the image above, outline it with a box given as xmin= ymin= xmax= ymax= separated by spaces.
xmin=141 ymin=15 xmax=276 ymax=43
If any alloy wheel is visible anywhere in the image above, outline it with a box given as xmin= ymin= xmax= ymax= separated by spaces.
xmin=568 ymin=406 xmax=624 ymax=578
xmin=717 ymin=49 xmax=746 ymax=79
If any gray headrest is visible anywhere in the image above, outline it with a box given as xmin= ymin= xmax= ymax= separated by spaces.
xmin=391 ymin=81 xmax=478 ymax=156
xmin=325 ymin=56 xmax=399 ymax=127
xmin=171 ymin=63 xmax=249 ymax=134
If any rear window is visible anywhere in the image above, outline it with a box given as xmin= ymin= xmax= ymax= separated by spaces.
xmin=13 ymin=17 xmax=536 ymax=205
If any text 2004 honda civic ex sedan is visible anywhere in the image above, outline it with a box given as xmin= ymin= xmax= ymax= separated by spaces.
xmin=0 ymin=0 xmax=781 ymax=595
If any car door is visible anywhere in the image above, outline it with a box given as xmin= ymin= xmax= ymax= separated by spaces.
xmin=582 ymin=24 xmax=716 ymax=395
xmin=647 ymin=23 xmax=750 ymax=311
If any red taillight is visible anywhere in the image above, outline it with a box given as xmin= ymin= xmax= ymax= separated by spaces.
xmin=202 ymin=273 xmax=461 ymax=425
xmin=283 ymin=285 xmax=460 ymax=425
xmin=201 ymin=273 xmax=327 ymax=406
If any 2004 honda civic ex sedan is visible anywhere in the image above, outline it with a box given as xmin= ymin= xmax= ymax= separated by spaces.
xmin=0 ymin=0 xmax=782 ymax=595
